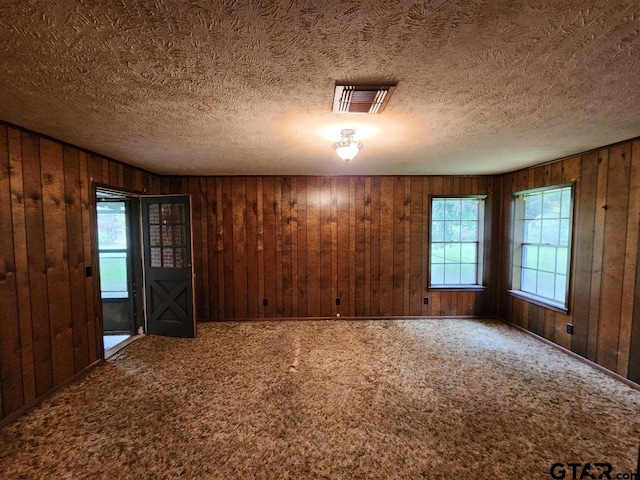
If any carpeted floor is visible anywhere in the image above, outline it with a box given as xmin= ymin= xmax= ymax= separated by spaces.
xmin=0 ymin=319 xmax=638 ymax=479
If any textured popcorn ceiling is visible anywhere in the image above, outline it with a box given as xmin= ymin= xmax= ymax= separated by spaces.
xmin=1 ymin=1 xmax=639 ymax=175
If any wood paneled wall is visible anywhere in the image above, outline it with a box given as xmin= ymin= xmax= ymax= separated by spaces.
xmin=2 ymin=119 xmax=639 ymax=423
xmin=495 ymin=139 xmax=640 ymax=383
xmin=167 ymin=175 xmax=496 ymax=320
xmin=0 ymin=124 xmax=161 ymax=422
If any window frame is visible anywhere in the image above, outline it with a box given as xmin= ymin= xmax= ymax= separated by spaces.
xmin=509 ymin=183 xmax=574 ymax=313
xmin=429 ymin=195 xmax=487 ymax=290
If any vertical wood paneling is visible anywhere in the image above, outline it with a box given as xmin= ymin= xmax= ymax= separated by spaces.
xmin=22 ymin=131 xmax=53 ymax=397
xmin=320 ymin=177 xmax=332 ymax=316
xmin=198 ymin=177 xmax=210 ymax=320
xmin=281 ymin=177 xmax=292 ymax=316
xmin=0 ymin=125 xmax=24 ymax=416
xmin=232 ymin=177 xmax=248 ymax=318
xmin=495 ymin=138 xmax=640 ymax=383
xmin=409 ymin=177 xmax=423 ymax=315
xmin=572 ymin=152 xmax=599 ymax=357
xmin=291 ymin=178 xmax=299 ymax=317
xmin=355 ymin=177 xmax=366 ymax=316
xmin=207 ymin=178 xmax=220 ymax=316
xmin=337 ymin=177 xmax=350 ymax=315
xmin=189 ymin=177 xmax=204 ymax=320
xmin=5 ymin=119 xmax=640 ymax=425
xmin=370 ymin=177 xmax=381 ymax=315
xmin=306 ymin=177 xmax=321 ymax=316
xmin=256 ymin=178 xmax=265 ymax=317
xmin=330 ymin=178 xmax=338 ymax=317
xmin=597 ymin=145 xmax=631 ymax=371
xmin=0 ymin=124 xmax=164 ymax=422
xmin=379 ymin=177 xmax=394 ymax=316
xmin=8 ymin=128 xmax=36 ymax=405
xmin=183 ymin=174 xmax=490 ymax=321
xmin=222 ymin=178 xmax=235 ymax=318
xmin=296 ymin=178 xmax=307 ymax=317
xmin=63 ymin=145 xmax=89 ymax=372
xmin=618 ymin=142 xmax=640 ymax=376
xmin=43 ymin=139 xmax=81 ymax=384
xmin=588 ymin=150 xmax=609 ymax=361
xmin=275 ymin=177 xmax=284 ymax=316
xmin=245 ymin=177 xmax=259 ymax=318
xmin=262 ymin=177 xmax=277 ymax=317
xmin=79 ymin=151 xmax=98 ymax=364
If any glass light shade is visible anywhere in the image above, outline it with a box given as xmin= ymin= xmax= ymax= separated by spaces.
xmin=333 ymin=141 xmax=362 ymax=162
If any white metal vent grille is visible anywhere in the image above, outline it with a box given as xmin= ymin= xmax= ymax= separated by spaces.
xmin=332 ymin=84 xmax=396 ymax=114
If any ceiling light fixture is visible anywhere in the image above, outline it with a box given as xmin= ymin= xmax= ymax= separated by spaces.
xmin=332 ymin=129 xmax=362 ymax=162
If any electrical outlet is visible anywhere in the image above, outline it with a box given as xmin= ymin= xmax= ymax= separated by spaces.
xmin=423 ymin=297 xmax=429 ymax=305
xmin=336 ymin=298 xmax=341 ymax=306
xmin=566 ymin=323 xmax=574 ymax=335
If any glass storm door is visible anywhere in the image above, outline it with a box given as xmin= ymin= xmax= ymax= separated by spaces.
xmin=141 ymin=196 xmax=195 ymax=338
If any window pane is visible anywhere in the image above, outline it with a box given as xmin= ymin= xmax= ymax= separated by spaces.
xmin=461 ymin=200 xmax=478 ymax=220
xmin=542 ymin=191 xmax=561 ymax=218
xmin=555 ymin=274 xmax=567 ymax=303
xmin=431 ymin=264 xmax=445 ymax=284
xmin=163 ymin=247 xmax=175 ymax=268
xmin=461 ymin=221 xmax=478 ymax=241
xmin=445 ymin=264 xmax=461 ymax=284
xmin=150 ymin=247 xmax=161 ymax=267
xmin=445 ymin=243 xmax=461 ymax=263
xmin=559 ymin=219 xmax=570 ymax=246
xmin=445 ymin=199 xmax=461 ymax=221
xmin=431 ymin=244 xmax=445 ymax=264
xmin=524 ymin=219 xmax=541 ymax=244
xmin=561 ymin=189 xmax=571 ymax=218
xmin=432 ymin=199 xmax=445 ymax=220
xmin=537 ymin=271 xmax=555 ymax=299
xmin=525 ymin=195 xmax=541 ymax=219
xmin=522 ymin=245 xmax=538 ymax=269
xmin=460 ymin=264 xmax=476 ymax=284
xmin=99 ymin=252 xmax=128 ymax=298
xmin=97 ymin=202 xmax=127 ymax=249
xmin=541 ymin=219 xmax=560 ymax=244
xmin=432 ymin=221 xmax=445 ymax=242
xmin=445 ymin=221 xmax=460 ymax=242
xmin=460 ymin=243 xmax=476 ymax=263
xmin=538 ymin=246 xmax=556 ymax=272
xmin=521 ymin=268 xmax=537 ymax=294
xmin=148 ymin=204 xmax=160 ymax=224
xmin=556 ymin=247 xmax=568 ymax=275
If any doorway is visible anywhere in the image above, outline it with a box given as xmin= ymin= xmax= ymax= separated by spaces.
xmin=96 ymin=189 xmax=143 ymax=356
xmin=95 ymin=187 xmax=196 ymax=357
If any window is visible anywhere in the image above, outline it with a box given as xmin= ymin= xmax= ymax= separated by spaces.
xmin=97 ymin=201 xmax=130 ymax=299
xmin=511 ymin=185 xmax=573 ymax=310
xmin=430 ymin=196 xmax=485 ymax=287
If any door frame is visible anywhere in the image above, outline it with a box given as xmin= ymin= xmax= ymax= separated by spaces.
xmin=92 ymin=184 xmax=196 ymax=356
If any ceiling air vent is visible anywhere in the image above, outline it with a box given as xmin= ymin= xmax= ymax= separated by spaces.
xmin=332 ymin=84 xmax=396 ymax=114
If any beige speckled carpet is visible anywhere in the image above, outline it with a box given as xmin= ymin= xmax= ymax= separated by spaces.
xmin=1 ymin=319 xmax=638 ymax=479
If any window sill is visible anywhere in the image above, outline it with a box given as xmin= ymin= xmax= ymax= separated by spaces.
xmin=429 ymin=285 xmax=486 ymax=292
xmin=508 ymin=290 xmax=569 ymax=314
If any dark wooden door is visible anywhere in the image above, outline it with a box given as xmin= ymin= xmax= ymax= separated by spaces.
xmin=141 ymin=196 xmax=195 ymax=338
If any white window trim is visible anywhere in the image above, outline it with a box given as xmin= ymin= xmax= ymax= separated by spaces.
xmin=510 ymin=184 xmax=574 ymax=312
xmin=429 ymin=195 xmax=486 ymax=289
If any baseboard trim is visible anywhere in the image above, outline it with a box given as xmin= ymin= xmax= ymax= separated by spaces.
xmin=499 ymin=319 xmax=640 ymax=392
xmin=0 ymin=359 xmax=103 ymax=429
xmin=197 ymin=315 xmax=480 ymax=322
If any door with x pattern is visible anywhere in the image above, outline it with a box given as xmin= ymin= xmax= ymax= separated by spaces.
xmin=141 ymin=195 xmax=195 ymax=338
